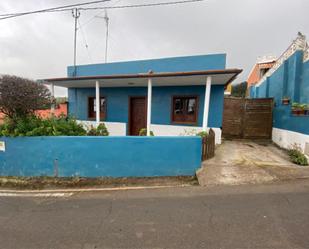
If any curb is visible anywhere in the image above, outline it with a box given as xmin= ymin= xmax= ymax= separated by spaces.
xmin=0 ymin=184 xmax=192 ymax=194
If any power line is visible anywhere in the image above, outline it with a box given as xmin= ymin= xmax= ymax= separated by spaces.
xmin=0 ymin=0 xmax=204 ymax=21
xmin=0 ymin=0 xmax=111 ymax=20
xmin=80 ymin=0 xmax=205 ymax=11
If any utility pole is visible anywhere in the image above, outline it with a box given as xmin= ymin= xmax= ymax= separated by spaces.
xmin=72 ymin=8 xmax=80 ymax=76
xmin=96 ymin=10 xmax=109 ymax=63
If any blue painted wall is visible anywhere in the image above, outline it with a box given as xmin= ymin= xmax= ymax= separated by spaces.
xmin=0 ymin=136 xmax=202 ymax=177
xmin=67 ymin=54 xmax=226 ymax=77
xmin=250 ymin=51 xmax=309 ymax=135
xmin=301 ymin=60 xmax=309 ymax=103
xmin=68 ymin=85 xmax=225 ymax=128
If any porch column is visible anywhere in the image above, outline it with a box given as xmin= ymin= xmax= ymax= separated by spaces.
xmin=95 ymin=80 xmax=100 ymax=125
xmin=50 ymin=83 xmax=55 ymax=114
xmin=202 ymin=76 xmax=212 ymax=131
xmin=146 ymin=77 xmax=152 ymax=136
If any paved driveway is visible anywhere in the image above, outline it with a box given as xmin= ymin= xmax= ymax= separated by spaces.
xmin=197 ymin=140 xmax=309 ymax=186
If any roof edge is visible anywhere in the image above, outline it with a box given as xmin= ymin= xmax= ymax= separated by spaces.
xmin=43 ymin=68 xmax=242 ymax=83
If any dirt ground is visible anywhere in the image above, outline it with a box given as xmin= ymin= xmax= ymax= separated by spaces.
xmin=197 ymin=140 xmax=309 ymax=186
xmin=0 ymin=175 xmax=198 ymax=190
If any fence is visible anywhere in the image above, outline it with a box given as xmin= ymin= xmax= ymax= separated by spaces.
xmin=201 ymin=128 xmax=215 ymax=161
xmin=0 ymin=136 xmax=202 ymax=177
xmin=222 ymin=97 xmax=273 ymax=139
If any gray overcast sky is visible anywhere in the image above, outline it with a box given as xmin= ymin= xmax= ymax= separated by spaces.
xmin=0 ymin=0 xmax=308 ymax=96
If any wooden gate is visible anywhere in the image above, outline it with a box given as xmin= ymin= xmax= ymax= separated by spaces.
xmin=202 ymin=128 xmax=215 ymax=161
xmin=222 ymin=97 xmax=273 ymax=139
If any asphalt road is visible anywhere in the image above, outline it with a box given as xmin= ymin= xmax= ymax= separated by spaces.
xmin=1 ymin=180 xmax=309 ymax=249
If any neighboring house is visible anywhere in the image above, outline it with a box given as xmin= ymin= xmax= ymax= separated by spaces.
xmin=44 ymin=54 xmax=242 ymax=144
xmin=0 ymin=103 xmax=68 ymax=123
xmin=247 ymin=55 xmax=276 ymax=88
xmin=250 ymin=33 xmax=309 ymax=154
xmin=224 ymin=82 xmax=232 ymax=95
xmin=35 ymin=102 xmax=68 ymax=119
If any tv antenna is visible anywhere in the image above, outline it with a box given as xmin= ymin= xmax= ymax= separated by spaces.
xmin=96 ymin=10 xmax=109 ymax=63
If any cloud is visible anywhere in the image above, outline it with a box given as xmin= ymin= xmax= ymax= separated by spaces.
xmin=0 ymin=0 xmax=308 ymax=95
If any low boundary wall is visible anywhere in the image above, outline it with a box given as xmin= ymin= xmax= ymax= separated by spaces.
xmin=0 ymin=136 xmax=202 ymax=177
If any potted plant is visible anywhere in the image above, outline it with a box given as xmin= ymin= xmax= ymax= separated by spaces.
xmin=291 ymin=102 xmax=300 ymax=115
xmin=304 ymin=104 xmax=309 ymax=116
xmin=299 ymin=104 xmax=307 ymax=116
xmin=282 ymin=96 xmax=290 ymax=105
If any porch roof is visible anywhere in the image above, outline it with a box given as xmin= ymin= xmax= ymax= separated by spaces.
xmin=43 ymin=68 xmax=242 ymax=88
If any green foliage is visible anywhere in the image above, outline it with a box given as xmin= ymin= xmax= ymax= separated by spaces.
xmin=231 ymin=81 xmax=248 ymax=98
xmin=288 ymin=144 xmax=308 ymax=166
xmin=0 ymin=115 xmax=87 ymax=137
xmin=0 ymin=75 xmax=52 ymax=119
xmin=292 ymin=102 xmax=309 ymax=110
xmin=55 ymin=97 xmax=68 ymax=105
xmin=139 ymin=128 xmax=154 ymax=136
xmin=196 ymin=131 xmax=208 ymax=138
xmin=87 ymin=124 xmax=109 ymax=136
xmin=292 ymin=102 xmax=301 ymax=109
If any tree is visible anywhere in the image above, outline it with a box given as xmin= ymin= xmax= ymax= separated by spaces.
xmin=0 ymin=75 xmax=52 ymax=120
xmin=231 ymin=81 xmax=248 ymax=98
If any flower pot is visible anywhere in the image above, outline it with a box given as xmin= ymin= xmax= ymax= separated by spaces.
xmin=299 ymin=109 xmax=306 ymax=116
xmin=292 ymin=109 xmax=299 ymax=115
xmin=282 ymin=99 xmax=290 ymax=105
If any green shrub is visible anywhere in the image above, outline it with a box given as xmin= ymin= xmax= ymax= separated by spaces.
xmin=288 ymin=144 xmax=308 ymax=166
xmin=139 ymin=128 xmax=154 ymax=136
xmin=0 ymin=115 xmax=87 ymax=137
xmin=196 ymin=131 xmax=208 ymax=138
xmin=292 ymin=102 xmax=300 ymax=109
xmin=87 ymin=123 xmax=109 ymax=136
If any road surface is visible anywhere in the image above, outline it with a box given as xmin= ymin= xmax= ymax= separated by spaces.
xmin=1 ymin=180 xmax=309 ymax=248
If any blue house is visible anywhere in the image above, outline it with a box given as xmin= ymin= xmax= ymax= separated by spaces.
xmin=250 ymin=33 xmax=309 ymax=153
xmin=45 ymin=54 xmax=241 ymax=144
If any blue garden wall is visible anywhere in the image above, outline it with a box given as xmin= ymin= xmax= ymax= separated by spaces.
xmin=0 ymin=136 xmax=202 ymax=177
xmin=68 ymin=85 xmax=225 ymax=128
xmin=301 ymin=60 xmax=309 ymax=103
xmin=67 ymin=54 xmax=226 ymax=77
xmin=250 ymin=51 xmax=309 ymax=135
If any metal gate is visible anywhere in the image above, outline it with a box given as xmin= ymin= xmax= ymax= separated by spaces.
xmin=222 ymin=97 xmax=273 ymax=139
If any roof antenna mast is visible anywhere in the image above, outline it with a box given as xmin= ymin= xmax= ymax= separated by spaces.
xmin=96 ymin=10 xmax=109 ymax=63
xmin=104 ymin=10 xmax=109 ymax=63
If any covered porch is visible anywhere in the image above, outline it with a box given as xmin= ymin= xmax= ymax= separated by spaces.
xmin=44 ymin=69 xmax=241 ymax=139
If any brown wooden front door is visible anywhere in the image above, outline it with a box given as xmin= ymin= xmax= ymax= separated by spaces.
xmin=129 ymin=97 xmax=147 ymax=135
